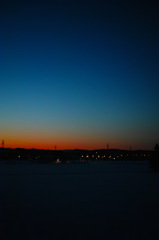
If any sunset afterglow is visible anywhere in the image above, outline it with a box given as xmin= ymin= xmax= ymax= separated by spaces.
xmin=1 ymin=0 xmax=158 ymax=150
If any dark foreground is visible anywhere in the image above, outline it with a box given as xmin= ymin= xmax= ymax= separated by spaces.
xmin=0 ymin=160 xmax=159 ymax=240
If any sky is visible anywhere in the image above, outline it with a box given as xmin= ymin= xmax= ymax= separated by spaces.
xmin=1 ymin=0 xmax=159 ymax=150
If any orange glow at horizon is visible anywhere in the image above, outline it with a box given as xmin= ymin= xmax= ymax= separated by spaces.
xmin=1 ymin=128 xmax=151 ymax=150
xmin=3 ymin=137 xmax=136 ymax=150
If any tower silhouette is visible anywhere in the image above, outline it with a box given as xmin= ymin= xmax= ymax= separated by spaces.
xmin=2 ymin=140 xmax=4 ymax=148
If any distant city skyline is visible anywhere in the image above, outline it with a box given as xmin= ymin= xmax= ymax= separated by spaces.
xmin=1 ymin=0 xmax=158 ymax=150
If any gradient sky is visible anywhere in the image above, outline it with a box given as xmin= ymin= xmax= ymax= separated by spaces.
xmin=1 ymin=0 xmax=159 ymax=150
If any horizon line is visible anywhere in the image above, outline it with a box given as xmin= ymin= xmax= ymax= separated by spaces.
xmin=0 ymin=147 xmax=154 ymax=151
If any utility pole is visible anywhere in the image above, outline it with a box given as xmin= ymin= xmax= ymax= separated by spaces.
xmin=2 ymin=140 xmax=4 ymax=148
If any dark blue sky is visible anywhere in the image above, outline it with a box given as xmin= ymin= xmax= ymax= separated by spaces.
xmin=1 ymin=0 xmax=159 ymax=149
